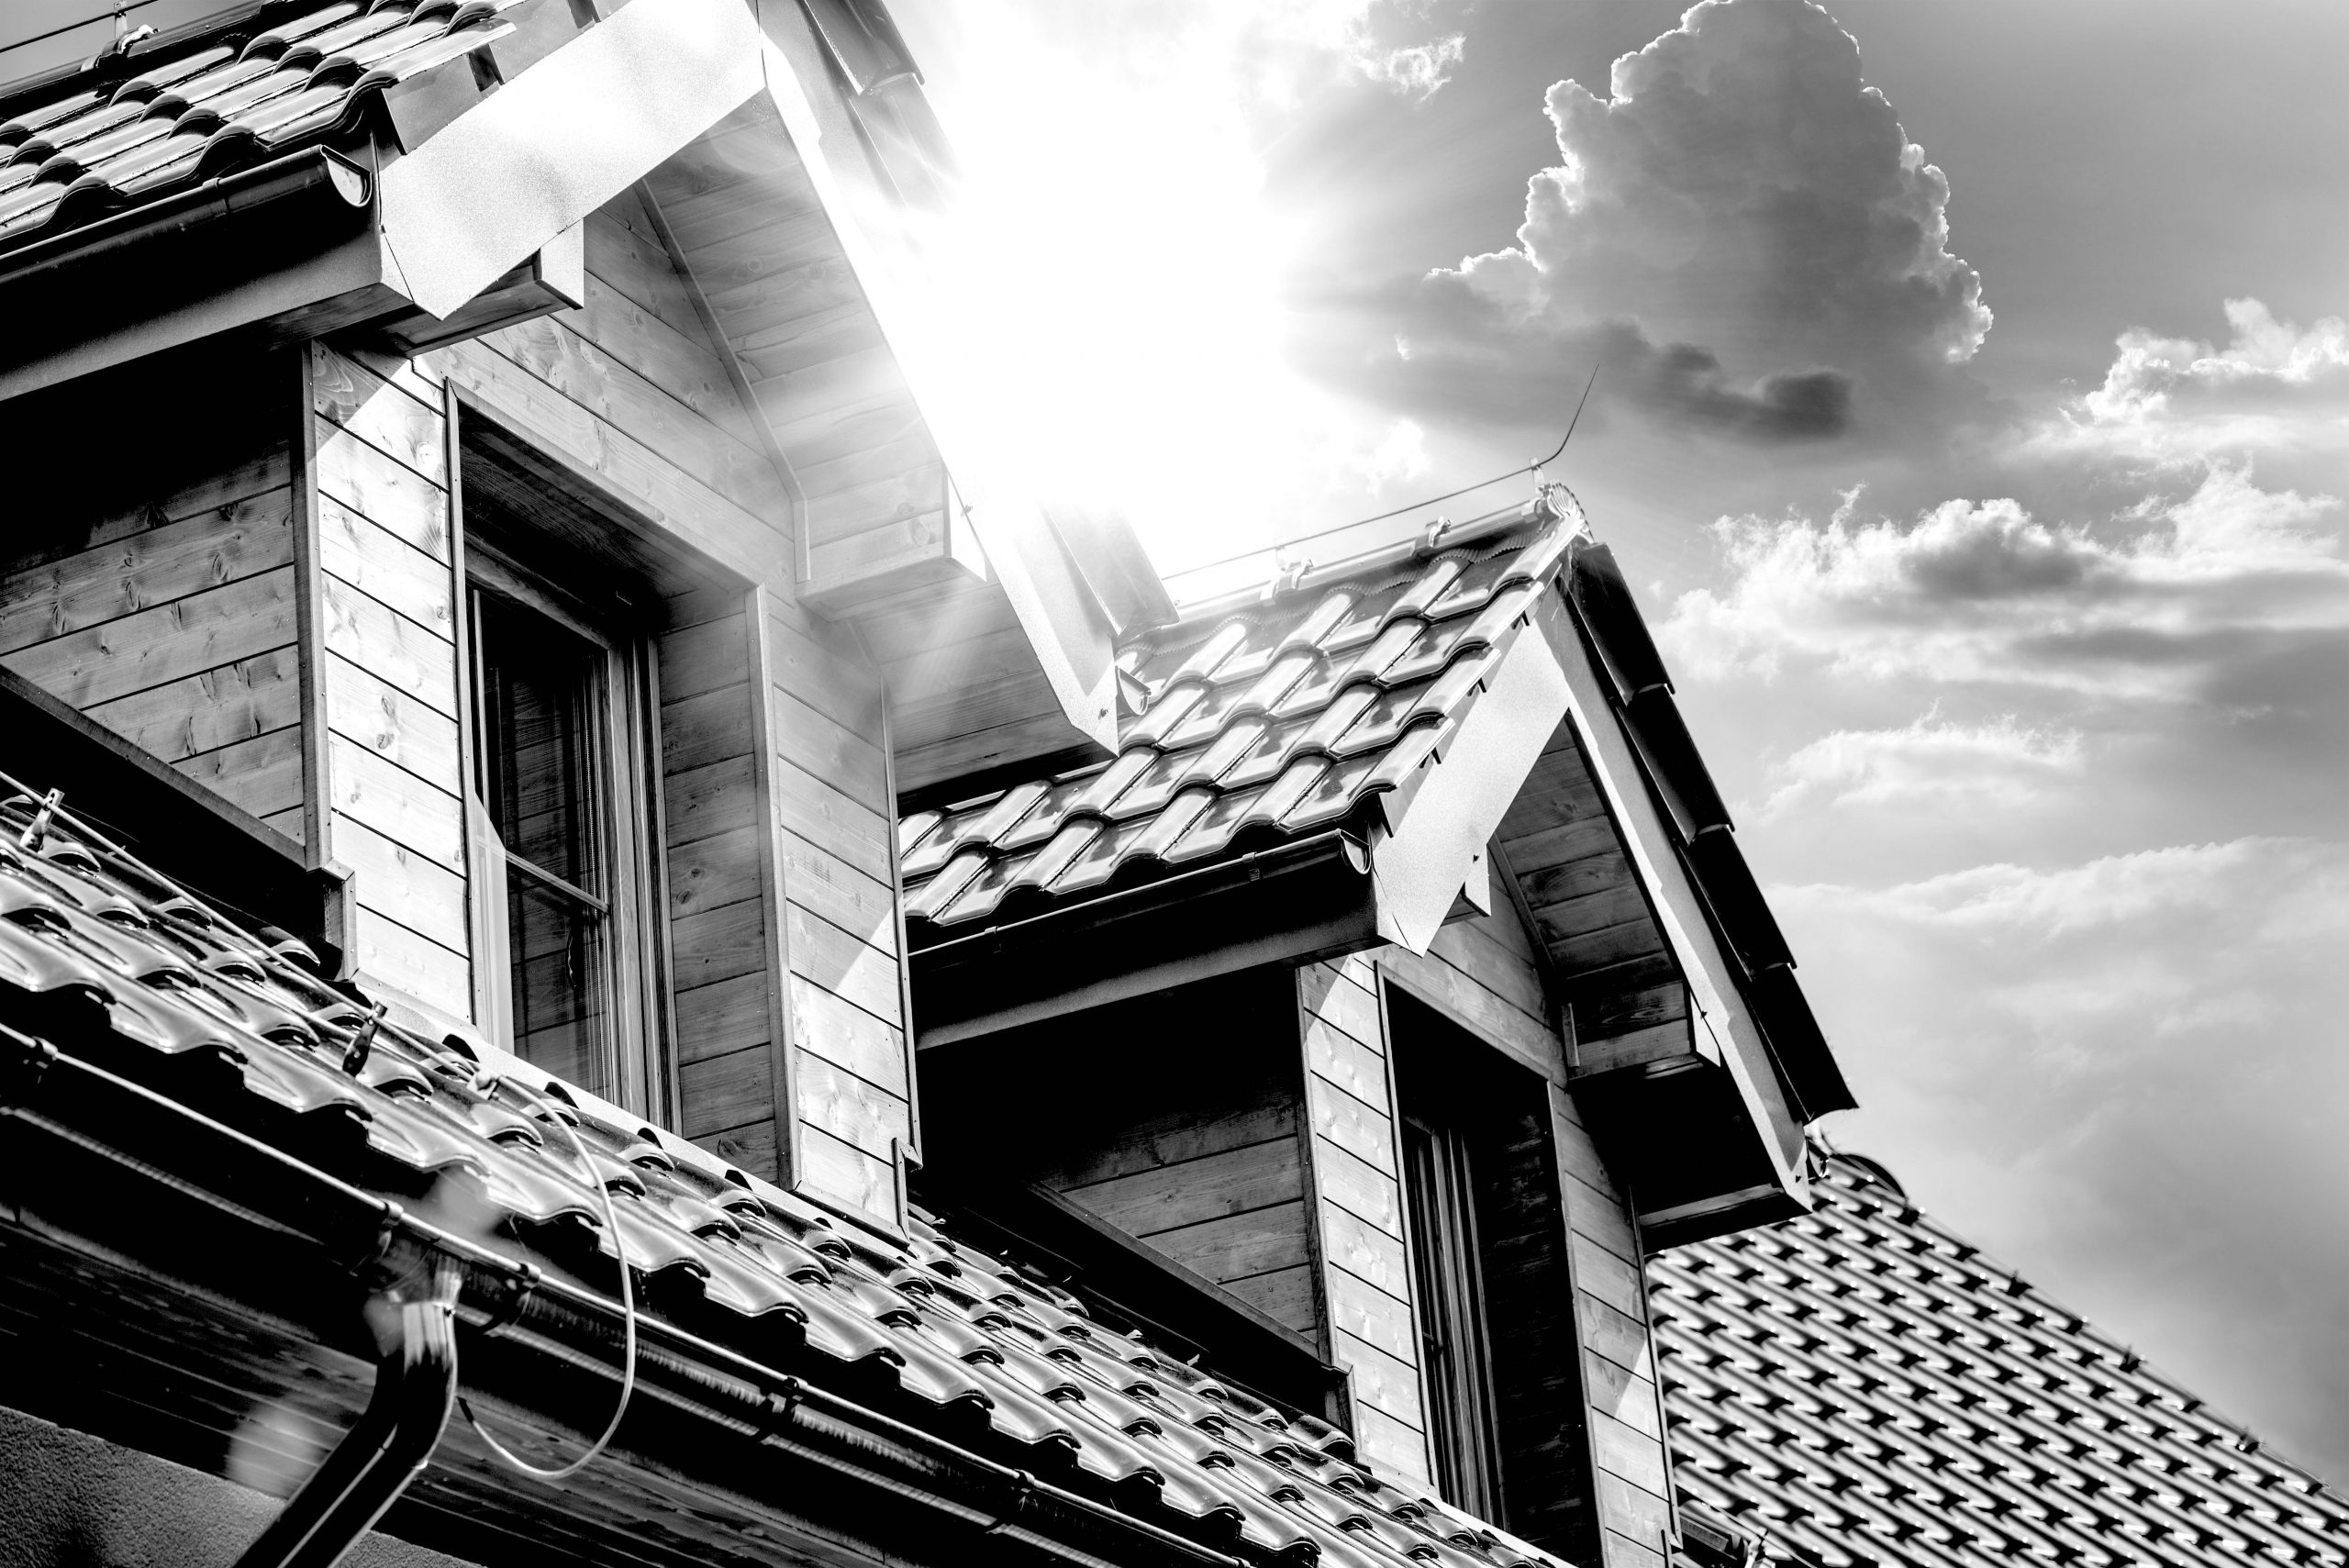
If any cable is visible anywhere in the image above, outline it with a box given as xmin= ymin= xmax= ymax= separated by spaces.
xmin=1165 ymin=361 xmax=1602 ymax=584
xmin=452 ymin=1066 xmax=640 ymax=1483
xmin=0 ymin=0 xmax=173 ymax=60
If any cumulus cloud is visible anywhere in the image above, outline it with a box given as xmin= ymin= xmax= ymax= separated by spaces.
xmin=1357 ymin=0 xmax=1988 ymax=443
xmin=1780 ymin=837 xmax=2349 ymax=1473
xmin=1665 ymin=463 xmax=2349 ymax=700
xmin=1763 ymin=712 xmax=2083 ymax=817
xmin=2039 ymin=297 xmax=2349 ymax=462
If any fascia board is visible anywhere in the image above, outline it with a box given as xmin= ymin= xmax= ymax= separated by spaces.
xmin=754 ymin=36 xmax=1121 ymax=750
xmin=1532 ymin=588 xmax=1810 ymax=1205
xmin=378 ymin=0 xmax=764 ymax=320
xmin=0 ymin=224 xmax=401 ymax=403
xmin=1370 ymin=617 xmax=1572 ymax=955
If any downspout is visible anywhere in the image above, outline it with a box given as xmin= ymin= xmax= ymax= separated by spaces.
xmin=235 ymin=1266 xmax=460 ymax=1568
xmin=0 ymin=1032 xmax=1252 ymax=1568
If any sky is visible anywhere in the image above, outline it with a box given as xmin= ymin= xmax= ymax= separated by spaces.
xmin=5 ymin=0 xmax=2342 ymax=1487
xmin=881 ymin=0 xmax=2349 ymax=1483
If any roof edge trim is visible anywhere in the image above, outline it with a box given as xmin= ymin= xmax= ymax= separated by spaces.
xmin=379 ymin=0 xmax=765 ymax=319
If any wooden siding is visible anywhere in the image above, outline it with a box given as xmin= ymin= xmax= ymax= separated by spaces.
xmin=1497 ymin=724 xmax=1689 ymax=1079
xmin=0 ymin=367 xmax=301 ymax=836
xmin=310 ymin=344 xmax=470 ymax=1017
xmin=661 ymin=590 xmax=780 ymax=1176
xmin=417 ymin=190 xmax=912 ymax=1226
xmin=1550 ymin=1080 xmax=1675 ymax=1568
xmin=1297 ymin=953 xmax=1428 ymax=1483
xmin=1041 ymin=1072 xmax=1315 ymax=1336
xmin=640 ymin=106 xmax=948 ymax=601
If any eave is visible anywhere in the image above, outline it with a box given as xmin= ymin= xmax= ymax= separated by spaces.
xmin=0 ymin=0 xmax=764 ymax=404
xmin=637 ymin=11 xmax=1163 ymax=789
xmin=1508 ymin=554 xmax=1854 ymax=1249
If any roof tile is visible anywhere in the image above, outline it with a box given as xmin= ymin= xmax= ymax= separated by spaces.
xmin=0 ymin=0 xmax=525 ymax=257
xmin=1654 ymin=1151 xmax=2349 ymax=1566
xmin=899 ymin=507 xmax=1576 ymax=933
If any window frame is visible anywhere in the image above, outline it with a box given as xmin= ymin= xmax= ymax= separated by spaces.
xmin=1399 ymin=1099 xmax=1507 ymax=1520
xmin=459 ymin=511 xmax=671 ymax=1121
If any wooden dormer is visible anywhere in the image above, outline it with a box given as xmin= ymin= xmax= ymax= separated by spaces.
xmin=0 ymin=0 xmax=1150 ymax=1239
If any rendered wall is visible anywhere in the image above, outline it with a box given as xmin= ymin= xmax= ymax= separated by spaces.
xmin=0 ymin=1405 xmax=476 ymax=1568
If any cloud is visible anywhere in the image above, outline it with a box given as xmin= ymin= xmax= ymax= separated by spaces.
xmin=1351 ymin=33 xmax=1464 ymax=101
xmin=1350 ymin=0 xmax=1988 ymax=444
xmin=1779 ymin=837 xmax=2349 ymax=1475
xmin=1763 ymin=712 xmax=2083 ymax=816
xmin=2038 ymin=297 xmax=2349 ymax=463
xmin=1664 ymin=463 xmax=2349 ymax=702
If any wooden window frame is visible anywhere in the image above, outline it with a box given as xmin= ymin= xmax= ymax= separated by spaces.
xmin=461 ymin=505 xmax=672 ymax=1121
xmin=1400 ymin=1101 xmax=1507 ymax=1520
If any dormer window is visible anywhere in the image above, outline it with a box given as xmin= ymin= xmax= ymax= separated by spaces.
xmin=464 ymin=553 xmax=660 ymax=1104
xmin=1402 ymin=1104 xmax=1504 ymax=1518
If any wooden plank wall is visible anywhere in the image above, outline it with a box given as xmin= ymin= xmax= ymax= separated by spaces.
xmin=1296 ymin=951 xmax=1428 ymax=1483
xmin=640 ymin=103 xmax=952 ymax=599
xmin=1499 ymin=728 xmax=1687 ymax=1074
xmin=309 ymin=345 xmax=470 ymax=1018
xmin=422 ymin=191 xmax=913 ymax=1224
xmin=1550 ymin=1082 xmax=1675 ymax=1568
xmin=0 ymin=376 xmax=301 ymax=838
xmin=658 ymin=586 xmax=774 ymax=1172
xmin=1037 ymin=1072 xmax=1314 ymax=1334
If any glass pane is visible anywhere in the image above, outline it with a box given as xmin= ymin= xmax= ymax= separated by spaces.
xmin=507 ymin=877 xmax=609 ymax=1098
xmin=476 ymin=593 xmax=603 ymax=894
xmin=473 ymin=587 xmax=613 ymax=1092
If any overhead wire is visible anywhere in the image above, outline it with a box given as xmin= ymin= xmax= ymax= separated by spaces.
xmin=1163 ymin=361 xmax=1602 ymax=588
xmin=0 ymin=0 xmax=173 ymax=60
xmin=450 ymin=1063 xmax=642 ymax=1482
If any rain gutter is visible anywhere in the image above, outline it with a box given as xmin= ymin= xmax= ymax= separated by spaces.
xmin=0 ymin=1027 xmax=1251 ymax=1568
xmin=0 ymin=144 xmax=372 ymax=296
xmin=909 ymin=829 xmax=1378 ymax=1048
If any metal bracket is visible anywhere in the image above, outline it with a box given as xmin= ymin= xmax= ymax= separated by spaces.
xmin=0 ymin=1025 xmax=58 ymax=1114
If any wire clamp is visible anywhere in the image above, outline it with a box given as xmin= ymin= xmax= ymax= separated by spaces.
xmin=17 ymin=790 xmax=63 ymax=852
xmin=0 ymin=1029 xmax=59 ymax=1114
xmin=341 ymin=1003 xmax=389 ymax=1076
xmin=754 ymin=1375 xmax=805 ymax=1443
xmin=983 ymin=1470 xmax=1038 ymax=1534
xmin=476 ymin=1261 xmax=542 ymax=1339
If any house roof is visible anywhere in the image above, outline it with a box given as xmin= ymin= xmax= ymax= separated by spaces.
xmin=0 ymin=0 xmax=524 ymax=258
xmin=1652 ymin=1149 xmax=2349 ymax=1568
xmin=897 ymin=503 xmax=1577 ymax=936
xmin=0 ymin=785 xmax=1567 ymax=1568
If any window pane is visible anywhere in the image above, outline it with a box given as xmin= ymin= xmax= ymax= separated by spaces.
xmin=473 ymin=587 xmax=613 ymax=1094
xmin=507 ymin=876 xmax=609 ymax=1098
xmin=477 ymin=594 xmax=602 ymax=894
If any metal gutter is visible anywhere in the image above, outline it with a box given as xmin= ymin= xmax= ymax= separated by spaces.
xmin=910 ymin=829 xmax=1378 ymax=1047
xmin=0 ymin=145 xmax=371 ymax=292
xmin=0 ymin=1029 xmax=1252 ymax=1568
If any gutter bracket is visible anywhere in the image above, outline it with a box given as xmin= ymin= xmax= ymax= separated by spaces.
xmin=236 ymin=1266 xmax=461 ymax=1568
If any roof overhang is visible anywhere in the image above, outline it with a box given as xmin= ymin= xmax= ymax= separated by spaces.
xmin=1525 ymin=576 xmax=1826 ymax=1248
xmin=0 ymin=0 xmax=762 ymax=403
xmin=909 ymin=510 xmax=1579 ymax=1045
xmin=912 ymin=829 xmax=1377 ymax=1047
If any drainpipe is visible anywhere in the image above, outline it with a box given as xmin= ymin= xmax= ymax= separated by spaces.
xmin=234 ymin=1266 xmax=460 ymax=1568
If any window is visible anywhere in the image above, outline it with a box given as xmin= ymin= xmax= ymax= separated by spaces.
xmin=1391 ymin=990 xmax=1592 ymax=1554
xmin=463 ymin=542 xmax=663 ymax=1110
xmin=1403 ymin=1105 xmax=1505 ymax=1519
